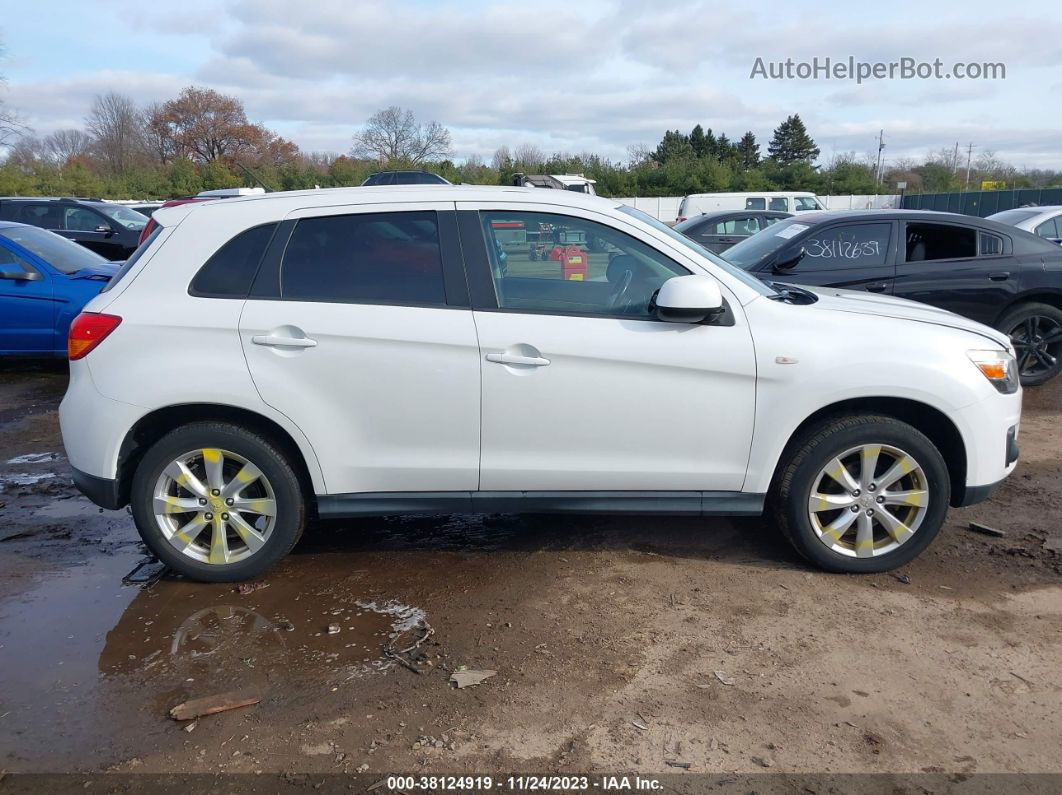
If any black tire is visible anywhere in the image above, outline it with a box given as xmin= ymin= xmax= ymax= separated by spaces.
xmin=770 ymin=414 xmax=951 ymax=574
xmin=130 ymin=421 xmax=306 ymax=582
xmin=996 ymin=302 xmax=1062 ymax=387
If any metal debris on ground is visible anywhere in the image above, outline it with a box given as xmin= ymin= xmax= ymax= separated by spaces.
xmin=967 ymin=521 xmax=1006 ymax=538
xmin=449 ymin=668 xmax=497 ymax=689
xmin=122 ymin=557 xmax=168 ymax=588
xmin=169 ymin=690 xmax=261 ymax=721
xmin=631 ymin=718 xmax=649 ymax=731
xmin=236 ymin=581 xmax=269 ymax=595
xmin=893 ymin=574 xmax=912 ymax=585
xmin=713 ymin=670 xmax=735 ymax=686
xmin=327 ymin=623 xmax=341 ymax=634
xmin=665 ymin=760 xmax=691 ymax=769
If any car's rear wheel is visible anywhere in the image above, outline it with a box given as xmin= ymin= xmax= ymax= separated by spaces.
xmin=771 ymin=414 xmax=950 ymax=573
xmin=997 ymin=302 xmax=1062 ymax=386
xmin=130 ymin=422 xmax=306 ymax=582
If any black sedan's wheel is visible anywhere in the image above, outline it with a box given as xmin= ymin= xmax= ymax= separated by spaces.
xmin=999 ymin=302 xmax=1062 ymax=386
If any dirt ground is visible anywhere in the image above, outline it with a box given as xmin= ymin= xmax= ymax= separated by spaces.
xmin=1 ymin=360 xmax=1060 ymax=782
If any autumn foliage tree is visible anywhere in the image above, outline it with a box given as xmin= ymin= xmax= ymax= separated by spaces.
xmin=148 ymin=87 xmax=298 ymax=169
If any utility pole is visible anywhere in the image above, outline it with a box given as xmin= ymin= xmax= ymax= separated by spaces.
xmin=964 ymin=142 xmax=975 ymax=191
xmin=875 ymin=130 xmax=885 ymax=186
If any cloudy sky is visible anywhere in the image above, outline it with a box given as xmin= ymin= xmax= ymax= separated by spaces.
xmin=2 ymin=0 xmax=1060 ymax=169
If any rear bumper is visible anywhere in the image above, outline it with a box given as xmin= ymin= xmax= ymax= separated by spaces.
xmin=72 ymin=467 xmax=124 ymax=510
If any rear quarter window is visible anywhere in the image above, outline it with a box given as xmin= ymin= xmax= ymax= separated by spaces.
xmin=189 ymin=223 xmax=278 ymax=298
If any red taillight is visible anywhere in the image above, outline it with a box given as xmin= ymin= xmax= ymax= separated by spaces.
xmin=138 ymin=218 xmax=157 ymax=246
xmin=69 ymin=313 xmax=122 ymax=360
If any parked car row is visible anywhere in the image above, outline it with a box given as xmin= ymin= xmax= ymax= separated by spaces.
xmin=674 ymin=210 xmax=1062 ymax=386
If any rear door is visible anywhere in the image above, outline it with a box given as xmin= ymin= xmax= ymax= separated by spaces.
xmin=0 ymin=243 xmax=55 ymax=354
xmin=893 ymin=221 xmax=1017 ymax=325
xmin=239 ymin=203 xmax=482 ymax=495
xmin=763 ymin=221 xmax=897 ymax=293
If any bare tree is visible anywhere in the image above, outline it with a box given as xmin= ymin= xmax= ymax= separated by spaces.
xmin=491 ymin=145 xmax=512 ymax=171
xmin=5 ymin=134 xmax=44 ymax=171
xmin=626 ymin=143 xmax=652 ymax=167
xmin=513 ymin=143 xmax=545 ymax=168
xmin=86 ymin=92 xmax=145 ymax=174
xmin=43 ymin=128 xmax=94 ymax=166
xmin=351 ymin=106 xmax=452 ymax=165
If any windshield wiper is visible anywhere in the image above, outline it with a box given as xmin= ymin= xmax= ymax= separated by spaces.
xmin=764 ymin=281 xmax=817 ymax=305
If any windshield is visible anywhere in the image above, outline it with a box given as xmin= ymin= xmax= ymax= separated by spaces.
xmin=722 ymin=216 xmax=812 ymax=269
xmin=618 ymin=206 xmax=774 ymax=296
xmin=94 ymin=204 xmax=149 ymax=231
xmin=0 ymin=225 xmax=108 ymax=274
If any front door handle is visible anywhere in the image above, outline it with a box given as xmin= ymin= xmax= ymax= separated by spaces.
xmin=989 ymin=271 xmax=1010 ymax=281
xmin=252 ymin=334 xmax=317 ymax=348
xmin=865 ymin=282 xmax=888 ymax=293
xmin=486 ymin=353 xmax=550 ymax=367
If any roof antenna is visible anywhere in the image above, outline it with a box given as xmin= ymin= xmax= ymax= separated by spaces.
xmin=236 ymin=162 xmax=277 ymax=193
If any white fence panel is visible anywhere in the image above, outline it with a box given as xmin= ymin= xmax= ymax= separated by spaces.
xmin=821 ymin=194 xmax=899 ymax=210
xmin=615 ymin=197 xmax=683 ymax=222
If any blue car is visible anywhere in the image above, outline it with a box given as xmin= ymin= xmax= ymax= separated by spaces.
xmin=0 ymin=222 xmax=120 ymax=356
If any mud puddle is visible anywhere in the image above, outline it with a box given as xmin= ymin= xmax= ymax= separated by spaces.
xmin=0 ymin=537 xmax=430 ymax=770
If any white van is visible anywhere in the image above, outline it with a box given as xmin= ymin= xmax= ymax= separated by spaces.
xmin=677 ymin=192 xmax=824 ymax=221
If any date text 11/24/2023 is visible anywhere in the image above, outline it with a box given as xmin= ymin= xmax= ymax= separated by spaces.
xmin=384 ymin=775 xmax=664 ymax=790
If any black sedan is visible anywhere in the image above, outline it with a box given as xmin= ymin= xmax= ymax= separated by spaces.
xmin=721 ymin=210 xmax=1062 ymax=385
xmin=675 ymin=210 xmax=792 ymax=253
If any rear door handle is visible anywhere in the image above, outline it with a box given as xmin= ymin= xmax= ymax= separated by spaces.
xmin=865 ymin=282 xmax=888 ymax=293
xmin=486 ymin=353 xmax=550 ymax=367
xmin=251 ymin=334 xmax=317 ymax=348
xmin=989 ymin=271 xmax=1010 ymax=281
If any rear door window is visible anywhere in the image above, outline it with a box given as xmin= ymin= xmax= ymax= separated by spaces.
xmin=279 ymin=211 xmax=447 ymax=306
xmin=906 ymin=223 xmax=977 ymax=262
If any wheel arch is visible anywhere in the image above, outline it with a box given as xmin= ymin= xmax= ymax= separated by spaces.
xmin=769 ymin=397 xmax=967 ymax=508
xmin=115 ymin=403 xmax=322 ymax=512
xmin=993 ymin=290 xmax=1062 ymax=326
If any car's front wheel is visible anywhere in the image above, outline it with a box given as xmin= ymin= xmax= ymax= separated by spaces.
xmin=130 ymin=422 xmax=306 ymax=582
xmin=771 ymin=414 xmax=951 ymax=573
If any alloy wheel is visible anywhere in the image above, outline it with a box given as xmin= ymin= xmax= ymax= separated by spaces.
xmin=1009 ymin=315 xmax=1062 ymax=379
xmin=152 ymin=448 xmax=277 ymax=565
xmin=807 ymin=444 xmax=929 ymax=558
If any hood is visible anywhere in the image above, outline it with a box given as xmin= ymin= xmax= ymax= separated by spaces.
xmin=805 ymin=286 xmax=1011 ymax=348
xmin=69 ymin=262 xmax=121 ymax=281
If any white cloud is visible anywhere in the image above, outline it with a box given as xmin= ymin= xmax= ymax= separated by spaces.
xmin=1 ymin=0 xmax=1060 ymax=169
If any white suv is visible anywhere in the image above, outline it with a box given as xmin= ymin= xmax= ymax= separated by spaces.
xmin=59 ymin=186 xmax=1021 ymax=582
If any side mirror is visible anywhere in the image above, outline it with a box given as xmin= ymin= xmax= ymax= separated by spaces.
xmin=653 ymin=275 xmax=724 ymax=323
xmin=0 ymin=264 xmax=43 ymax=281
xmin=772 ymin=248 xmax=805 ymax=272
xmin=95 ymin=224 xmax=115 ymax=236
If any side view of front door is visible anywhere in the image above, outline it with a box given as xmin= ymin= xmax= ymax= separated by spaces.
xmin=457 ymin=203 xmax=757 ymax=494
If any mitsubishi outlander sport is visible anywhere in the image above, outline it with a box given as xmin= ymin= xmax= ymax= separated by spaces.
xmin=59 ymin=186 xmax=1021 ymax=581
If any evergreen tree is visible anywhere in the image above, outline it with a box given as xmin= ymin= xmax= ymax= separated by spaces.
xmin=689 ymin=125 xmax=707 ymax=158
xmin=703 ymin=128 xmax=718 ymax=160
xmin=767 ymin=114 xmax=820 ymax=165
xmin=652 ymin=130 xmax=693 ymax=164
xmin=737 ymin=131 xmax=760 ymax=171
xmin=716 ymin=133 xmax=733 ymax=162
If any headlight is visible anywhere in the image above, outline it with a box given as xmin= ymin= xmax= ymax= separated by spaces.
xmin=968 ymin=349 xmax=1019 ymax=394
